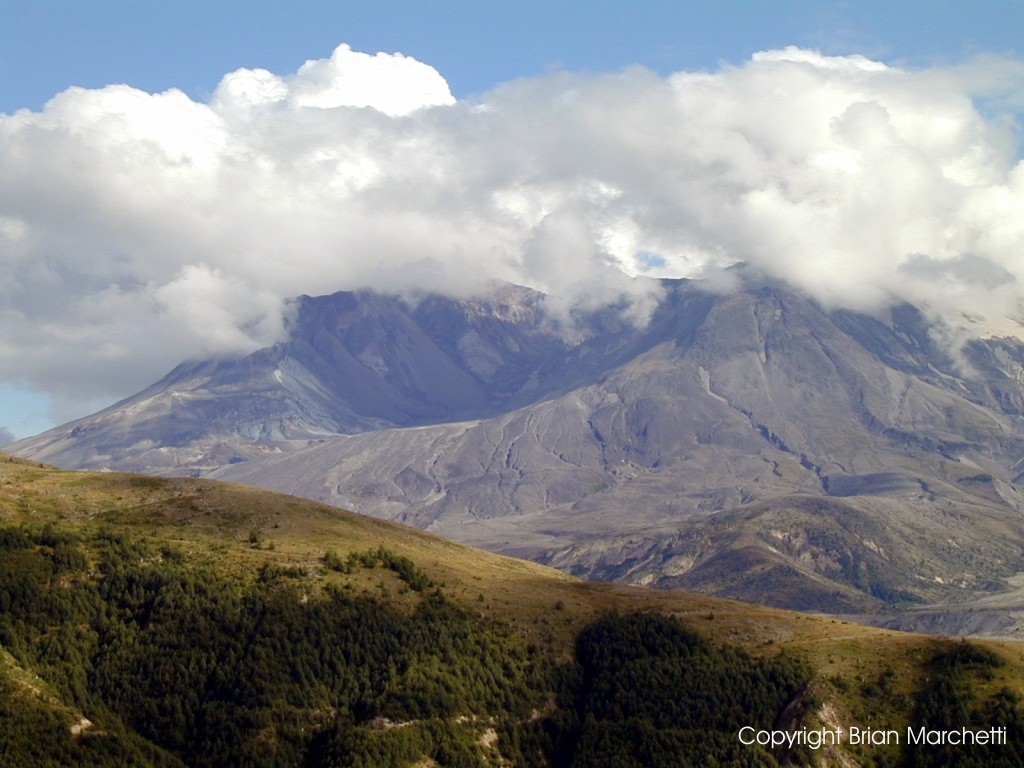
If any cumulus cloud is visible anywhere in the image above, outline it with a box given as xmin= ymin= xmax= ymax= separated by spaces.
xmin=2 ymin=43 xmax=1024 ymax=423
xmin=211 ymin=43 xmax=455 ymax=116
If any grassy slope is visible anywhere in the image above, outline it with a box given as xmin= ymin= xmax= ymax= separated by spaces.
xmin=2 ymin=452 xmax=1024 ymax=766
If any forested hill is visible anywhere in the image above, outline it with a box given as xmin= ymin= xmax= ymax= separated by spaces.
xmin=2 ymin=453 xmax=1024 ymax=767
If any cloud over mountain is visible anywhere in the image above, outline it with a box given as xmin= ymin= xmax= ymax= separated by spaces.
xmin=2 ymin=44 xmax=1024 ymax=421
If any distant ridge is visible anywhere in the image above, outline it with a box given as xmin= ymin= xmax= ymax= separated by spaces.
xmin=12 ymin=279 xmax=1024 ymax=626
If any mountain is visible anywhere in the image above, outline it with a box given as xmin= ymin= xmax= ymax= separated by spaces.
xmin=2 ymin=455 xmax=1024 ymax=767
xmin=14 ymin=283 xmax=650 ymax=467
xmin=12 ymin=279 xmax=1024 ymax=621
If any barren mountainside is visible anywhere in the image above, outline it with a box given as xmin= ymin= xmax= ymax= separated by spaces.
xmin=13 ymin=279 xmax=1024 ymax=623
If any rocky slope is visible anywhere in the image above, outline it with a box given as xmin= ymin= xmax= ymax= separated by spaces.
xmin=12 ymin=279 xmax=1024 ymax=618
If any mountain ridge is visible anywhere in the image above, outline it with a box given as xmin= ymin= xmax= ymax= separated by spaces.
xmin=12 ymin=279 xmax=1024 ymax=624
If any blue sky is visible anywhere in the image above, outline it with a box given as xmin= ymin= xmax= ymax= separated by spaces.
xmin=5 ymin=1 xmax=1022 ymax=114
xmin=2 ymin=1 xmax=1023 ymax=443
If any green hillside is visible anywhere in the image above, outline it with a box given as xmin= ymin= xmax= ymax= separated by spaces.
xmin=2 ymin=453 xmax=1024 ymax=767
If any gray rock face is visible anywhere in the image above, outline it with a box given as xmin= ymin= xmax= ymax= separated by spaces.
xmin=13 ymin=279 xmax=1024 ymax=618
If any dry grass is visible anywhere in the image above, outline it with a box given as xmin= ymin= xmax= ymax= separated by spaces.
xmin=4 ymin=452 xmax=1024 ymax=748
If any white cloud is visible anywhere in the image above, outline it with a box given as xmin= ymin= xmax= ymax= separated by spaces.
xmin=2 ymin=44 xmax=1024 ymax=424
xmin=211 ymin=44 xmax=454 ymax=117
